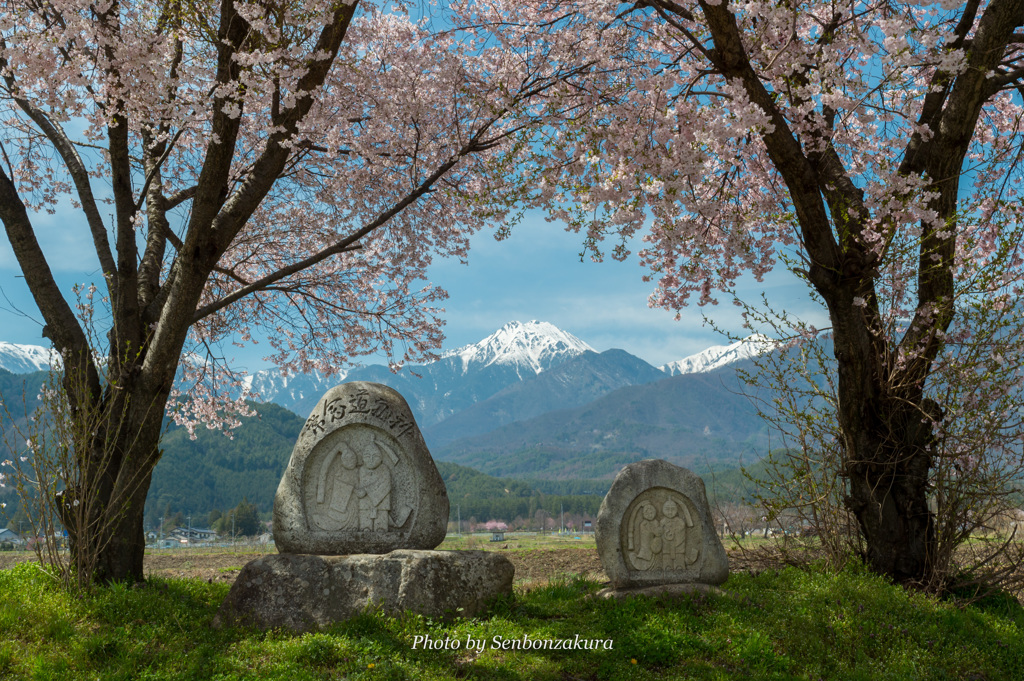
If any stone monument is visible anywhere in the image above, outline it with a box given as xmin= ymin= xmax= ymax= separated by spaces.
xmin=214 ymin=550 xmax=515 ymax=632
xmin=595 ymin=459 xmax=728 ymax=598
xmin=273 ymin=382 xmax=449 ymax=554
xmin=216 ymin=382 xmax=515 ymax=630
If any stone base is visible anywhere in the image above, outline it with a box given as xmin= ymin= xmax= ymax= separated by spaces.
xmin=593 ymin=582 xmax=724 ymax=601
xmin=214 ymin=550 xmax=514 ymax=631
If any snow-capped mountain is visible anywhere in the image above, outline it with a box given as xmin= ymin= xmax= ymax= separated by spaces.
xmin=441 ymin=320 xmax=594 ymax=376
xmin=659 ymin=334 xmax=775 ymax=376
xmin=243 ymin=320 xmax=593 ymax=423
xmin=0 ymin=341 xmax=58 ymax=374
xmin=424 ymin=347 xmax=666 ymax=447
xmin=240 ymin=369 xmax=341 ymax=406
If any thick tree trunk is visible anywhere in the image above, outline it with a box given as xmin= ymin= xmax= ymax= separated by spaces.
xmin=95 ymin=478 xmax=151 ymax=583
xmin=847 ymin=458 xmax=935 ymax=584
xmin=843 ymin=418 xmax=936 ymax=585
xmin=830 ymin=306 xmax=939 ymax=586
xmin=58 ymin=373 xmax=169 ymax=585
xmin=64 ymin=473 xmax=151 ymax=584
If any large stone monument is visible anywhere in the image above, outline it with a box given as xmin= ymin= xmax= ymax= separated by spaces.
xmin=273 ymin=382 xmax=449 ymax=554
xmin=216 ymin=382 xmax=515 ymax=630
xmin=595 ymin=459 xmax=728 ymax=597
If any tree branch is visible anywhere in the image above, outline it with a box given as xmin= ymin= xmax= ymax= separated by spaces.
xmin=0 ymin=163 xmax=101 ymax=403
xmin=0 ymin=49 xmax=118 ymax=297
xmin=697 ymin=0 xmax=840 ymax=288
xmin=192 ymin=148 xmax=463 ymax=323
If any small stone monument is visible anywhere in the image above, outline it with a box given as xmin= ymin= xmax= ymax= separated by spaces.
xmin=216 ymin=382 xmax=515 ymax=630
xmin=595 ymin=459 xmax=728 ymax=597
xmin=273 ymin=382 xmax=449 ymax=554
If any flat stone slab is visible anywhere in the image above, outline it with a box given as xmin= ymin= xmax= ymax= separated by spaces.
xmin=596 ymin=459 xmax=729 ymax=588
xmin=274 ymin=382 xmax=448 ymax=554
xmin=214 ymin=551 xmax=514 ymax=631
xmin=593 ymin=583 xmax=724 ymax=601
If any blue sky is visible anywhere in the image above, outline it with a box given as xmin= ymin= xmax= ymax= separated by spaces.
xmin=0 ymin=206 xmax=826 ymax=371
xmin=424 ymin=212 xmax=825 ymax=366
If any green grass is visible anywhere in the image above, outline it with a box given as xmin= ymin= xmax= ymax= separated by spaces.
xmin=1 ymin=560 xmax=1022 ymax=680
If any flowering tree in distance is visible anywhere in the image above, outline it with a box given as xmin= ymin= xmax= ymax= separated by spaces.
xmin=528 ymin=1 xmax=1024 ymax=586
xmin=0 ymin=0 xmax=586 ymax=583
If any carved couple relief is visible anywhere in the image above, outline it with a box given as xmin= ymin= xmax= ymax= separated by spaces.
xmin=623 ymin=489 xmax=701 ymax=572
xmin=303 ymin=425 xmax=416 ymax=537
xmin=312 ymin=436 xmax=408 ymax=532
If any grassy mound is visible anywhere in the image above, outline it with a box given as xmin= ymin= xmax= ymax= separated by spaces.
xmin=1 ymin=560 xmax=1022 ymax=680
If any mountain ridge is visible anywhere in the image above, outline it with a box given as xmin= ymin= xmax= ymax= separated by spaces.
xmin=0 ymin=342 xmax=58 ymax=375
xmin=660 ymin=334 xmax=775 ymax=376
xmin=434 ymin=359 xmax=768 ymax=479
xmin=423 ymin=347 xmax=666 ymax=448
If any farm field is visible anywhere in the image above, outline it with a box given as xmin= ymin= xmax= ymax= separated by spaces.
xmin=0 ymin=533 xmax=606 ymax=587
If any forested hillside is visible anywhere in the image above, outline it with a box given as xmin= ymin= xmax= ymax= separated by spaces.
xmin=436 ymin=364 xmax=769 ymax=477
xmin=0 ymin=368 xmax=47 ymax=433
xmin=146 ymin=405 xmax=620 ymax=529
xmin=145 ymin=402 xmax=302 ymax=527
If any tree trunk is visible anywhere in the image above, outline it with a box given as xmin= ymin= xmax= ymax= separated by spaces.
xmin=66 ymin=473 xmax=151 ymax=584
xmin=847 ymin=458 xmax=935 ymax=585
xmin=830 ymin=304 xmax=939 ymax=586
xmin=58 ymin=372 xmax=170 ymax=585
xmin=843 ymin=414 xmax=937 ymax=585
xmin=95 ymin=479 xmax=151 ymax=583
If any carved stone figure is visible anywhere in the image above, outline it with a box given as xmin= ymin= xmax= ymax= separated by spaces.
xmin=357 ymin=442 xmax=392 ymax=532
xmin=223 ymin=382 xmax=515 ymax=629
xmin=313 ymin=444 xmax=359 ymax=531
xmin=659 ymin=498 xmax=696 ymax=569
xmin=623 ymin=490 xmax=701 ymax=572
xmin=596 ymin=459 xmax=728 ymax=589
xmin=627 ymin=501 xmax=662 ymax=570
xmin=274 ymin=382 xmax=448 ymax=554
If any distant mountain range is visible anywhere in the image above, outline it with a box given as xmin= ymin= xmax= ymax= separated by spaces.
xmin=1 ymin=321 xmax=779 ymax=519
xmin=1 ymin=320 xmax=770 ymax=391
xmin=0 ymin=342 xmax=57 ymax=374
xmin=434 ymin=360 xmax=768 ymax=478
xmin=237 ymin=321 xmax=600 ymax=425
xmin=660 ymin=335 xmax=775 ymax=376
xmin=422 ymin=347 xmax=668 ymax=447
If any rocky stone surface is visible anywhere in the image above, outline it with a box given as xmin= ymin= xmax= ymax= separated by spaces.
xmin=214 ymin=551 xmax=514 ymax=631
xmin=274 ymin=382 xmax=448 ymax=554
xmin=596 ymin=459 xmax=728 ymax=589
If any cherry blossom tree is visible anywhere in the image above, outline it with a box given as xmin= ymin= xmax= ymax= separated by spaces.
xmin=0 ymin=0 xmax=587 ymax=584
xmin=526 ymin=0 xmax=1024 ymax=586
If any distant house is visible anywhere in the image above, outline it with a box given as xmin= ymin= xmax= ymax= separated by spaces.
xmin=168 ymin=527 xmax=218 ymax=543
xmin=0 ymin=528 xmax=23 ymax=544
